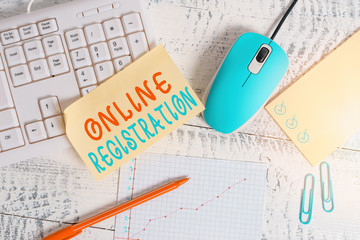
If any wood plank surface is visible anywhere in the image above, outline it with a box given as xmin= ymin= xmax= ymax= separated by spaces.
xmin=0 ymin=0 xmax=359 ymax=239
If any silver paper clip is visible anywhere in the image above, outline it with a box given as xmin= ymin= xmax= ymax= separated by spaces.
xmin=320 ymin=162 xmax=334 ymax=212
xmin=300 ymin=174 xmax=315 ymax=224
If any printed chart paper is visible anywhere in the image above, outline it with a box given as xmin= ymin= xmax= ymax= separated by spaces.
xmin=266 ymin=29 xmax=360 ymax=166
xmin=64 ymin=46 xmax=204 ymax=181
xmin=115 ymin=154 xmax=267 ymax=240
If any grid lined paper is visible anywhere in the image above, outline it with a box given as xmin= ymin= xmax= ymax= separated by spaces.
xmin=114 ymin=154 xmax=267 ymax=240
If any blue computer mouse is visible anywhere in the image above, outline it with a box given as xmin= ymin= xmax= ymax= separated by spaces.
xmin=203 ymin=32 xmax=289 ymax=134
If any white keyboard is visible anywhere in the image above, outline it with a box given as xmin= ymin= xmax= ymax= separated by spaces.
xmin=0 ymin=0 xmax=157 ymax=167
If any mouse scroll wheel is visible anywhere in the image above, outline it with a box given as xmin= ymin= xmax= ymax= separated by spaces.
xmin=256 ymin=47 xmax=270 ymax=63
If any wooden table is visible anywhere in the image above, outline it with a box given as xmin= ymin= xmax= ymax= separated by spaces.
xmin=1 ymin=0 xmax=360 ymax=239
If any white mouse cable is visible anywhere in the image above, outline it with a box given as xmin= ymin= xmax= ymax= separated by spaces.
xmin=27 ymin=0 xmax=36 ymax=13
xmin=270 ymin=0 xmax=298 ymax=40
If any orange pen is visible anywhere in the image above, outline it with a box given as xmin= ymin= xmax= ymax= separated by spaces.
xmin=43 ymin=177 xmax=189 ymax=240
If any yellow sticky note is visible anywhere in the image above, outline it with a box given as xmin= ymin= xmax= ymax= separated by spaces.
xmin=64 ymin=45 xmax=204 ymax=181
xmin=266 ymin=30 xmax=360 ymax=166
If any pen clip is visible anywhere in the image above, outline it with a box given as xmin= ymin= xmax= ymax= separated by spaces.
xmin=320 ymin=162 xmax=334 ymax=213
xmin=300 ymin=174 xmax=315 ymax=224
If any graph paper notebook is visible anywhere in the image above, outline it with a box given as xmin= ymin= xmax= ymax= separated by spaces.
xmin=114 ymin=154 xmax=267 ymax=240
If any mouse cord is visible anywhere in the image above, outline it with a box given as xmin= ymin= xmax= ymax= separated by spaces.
xmin=270 ymin=0 xmax=298 ymax=40
xmin=27 ymin=0 xmax=36 ymax=13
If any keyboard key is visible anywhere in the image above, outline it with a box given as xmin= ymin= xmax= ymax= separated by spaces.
xmin=29 ymin=59 xmax=50 ymax=81
xmin=19 ymin=24 xmax=39 ymax=40
xmin=0 ymin=109 xmax=19 ymax=131
xmin=127 ymin=32 xmax=149 ymax=60
xmin=25 ymin=121 xmax=47 ymax=143
xmin=0 ymin=128 xmax=24 ymax=151
xmin=0 ymin=56 xmax=4 ymax=70
xmin=65 ymin=29 xmax=87 ymax=50
xmin=98 ymin=4 xmax=113 ymax=13
xmin=1 ymin=29 xmax=20 ymax=45
xmin=113 ymin=56 xmax=132 ymax=72
xmin=81 ymin=85 xmax=97 ymax=96
xmin=42 ymin=35 xmax=64 ymax=56
xmin=38 ymin=19 xmax=58 ymax=35
xmin=103 ymin=18 xmax=124 ymax=39
xmin=39 ymin=96 xmax=61 ymax=118
xmin=83 ymin=8 xmax=98 ymax=17
xmin=70 ymin=48 xmax=92 ymax=69
xmin=23 ymin=40 xmax=45 ymax=61
xmin=76 ymin=12 xmax=84 ymax=19
xmin=76 ymin=67 xmax=97 ymax=88
xmin=44 ymin=116 xmax=65 ymax=137
xmin=122 ymin=13 xmax=143 ymax=34
xmin=84 ymin=23 xmax=105 ymax=44
xmin=108 ymin=37 xmax=130 ymax=58
xmin=94 ymin=61 xmax=114 ymax=82
xmin=89 ymin=42 xmax=111 ymax=63
xmin=10 ymin=65 xmax=32 ymax=87
xmin=5 ymin=46 xmax=26 ymax=67
xmin=0 ymin=72 xmax=14 ymax=110
xmin=48 ymin=54 xmax=69 ymax=76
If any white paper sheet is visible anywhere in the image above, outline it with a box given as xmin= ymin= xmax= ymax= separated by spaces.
xmin=114 ymin=154 xmax=267 ymax=240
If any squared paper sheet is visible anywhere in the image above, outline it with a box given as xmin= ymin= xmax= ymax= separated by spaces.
xmin=114 ymin=154 xmax=267 ymax=240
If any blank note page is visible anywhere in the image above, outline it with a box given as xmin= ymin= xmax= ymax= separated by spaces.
xmin=266 ymin=29 xmax=360 ymax=166
xmin=114 ymin=154 xmax=267 ymax=240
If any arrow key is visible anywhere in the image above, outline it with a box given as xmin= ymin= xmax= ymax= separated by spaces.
xmin=39 ymin=96 xmax=61 ymax=118
xmin=44 ymin=116 xmax=65 ymax=138
xmin=25 ymin=121 xmax=47 ymax=143
xmin=76 ymin=67 xmax=97 ymax=88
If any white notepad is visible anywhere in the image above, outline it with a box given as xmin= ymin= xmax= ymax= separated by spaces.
xmin=114 ymin=154 xmax=267 ymax=240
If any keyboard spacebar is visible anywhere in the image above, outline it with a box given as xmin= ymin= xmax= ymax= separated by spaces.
xmin=0 ymin=71 xmax=14 ymax=110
